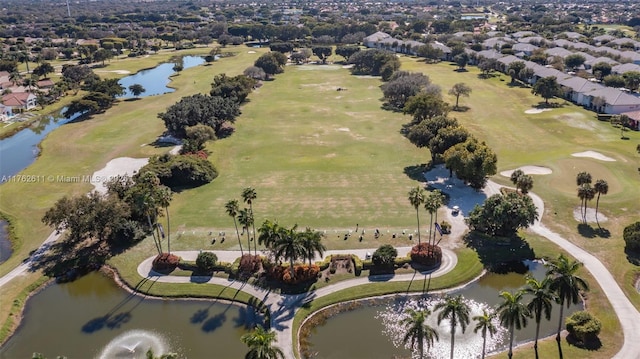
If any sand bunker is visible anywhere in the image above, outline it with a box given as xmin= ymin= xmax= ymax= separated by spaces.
xmin=91 ymin=157 xmax=149 ymax=194
xmin=571 ymin=151 xmax=616 ymax=162
xmin=524 ymin=108 xmax=552 ymax=114
xmin=247 ymin=51 xmax=256 ymax=54
xmin=500 ymin=166 xmax=553 ymax=177
xmin=337 ymin=127 xmax=350 ymax=132
xmin=573 ymin=207 xmax=608 ymax=223
xmin=97 ymin=70 xmax=131 ymax=74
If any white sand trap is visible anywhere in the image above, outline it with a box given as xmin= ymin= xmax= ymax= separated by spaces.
xmin=525 ymin=108 xmax=552 ymax=114
xmin=247 ymin=51 xmax=256 ymax=54
xmin=573 ymin=207 xmax=608 ymax=223
xmin=91 ymin=157 xmax=149 ymax=194
xmin=571 ymin=151 xmax=616 ymax=162
xmin=96 ymin=70 xmax=131 ymax=74
xmin=337 ymin=127 xmax=350 ymax=132
xmin=296 ymin=65 xmax=340 ymax=71
xmin=500 ymin=166 xmax=553 ymax=177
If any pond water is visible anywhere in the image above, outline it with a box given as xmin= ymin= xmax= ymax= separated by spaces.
xmin=0 ymin=272 xmax=263 ymax=359
xmin=118 ymin=55 xmax=204 ymax=98
xmin=308 ymin=261 xmax=581 ymax=359
xmin=0 ymin=220 xmax=11 ymax=264
xmin=0 ymin=55 xmax=204 ymax=180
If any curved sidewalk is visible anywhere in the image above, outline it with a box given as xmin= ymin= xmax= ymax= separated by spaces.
xmin=136 ymin=248 xmax=458 ymax=359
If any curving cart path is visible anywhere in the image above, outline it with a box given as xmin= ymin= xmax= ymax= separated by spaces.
xmin=136 ymin=248 xmax=458 ymax=359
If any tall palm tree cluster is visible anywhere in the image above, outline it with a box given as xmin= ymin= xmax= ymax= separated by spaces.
xmin=576 ymin=172 xmax=608 ymax=226
xmin=225 ymin=187 xmax=259 ymax=257
xmin=400 ymin=254 xmax=588 ymax=359
xmin=408 ymin=186 xmax=445 ymax=252
xmin=257 ymin=221 xmax=326 ymax=280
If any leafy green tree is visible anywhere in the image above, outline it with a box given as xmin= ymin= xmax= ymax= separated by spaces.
xmin=159 ymin=94 xmax=240 ymax=137
xmin=532 ymin=76 xmax=561 ymax=104
xmin=335 ymin=45 xmax=360 ymax=61
xmin=564 ymin=54 xmax=586 ymax=72
xmin=241 ymin=326 xmax=285 ymax=359
xmin=593 ymin=179 xmax=608 ymax=227
xmin=225 ymin=200 xmax=244 ymax=255
xmin=210 ymin=73 xmax=256 ymax=103
xmin=32 ymin=62 xmax=54 ymax=79
xmin=623 ymin=221 xmax=640 ymax=252
xmin=416 ymin=44 xmax=444 ymax=63
xmin=401 ymin=308 xmax=439 ymax=359
xmin=381 ymin=72 xmax=433 ymax=110
xmin=404 ymin=116 xmax=457 ymax=149
xmin=403 ymin=93 xmax=450 ymax=124
xmin=84 ymin=78 xmax=125 ymax=98
xmin=62 ymin=65 xmax=93 ymax=94
xmin=244 ymin=66 xmax=267 ymax=81
xmin=254 ymin=52 xmax=285 ymax=77
xmin=507 ymin=61 xmax=526 ymax=83
xmin=603 ymin=74 xmax=626 ymax=88
xmin=467 ymin=192 xmax=538 ymax=237
xmin=443 ymin=138 xmax=498 ymax=189
xmin=408 ymin=187 xmax=426 ymax=245
xmin=348 ymin=48 xmax=400 ymax=76
xmin=510 ymin=169 xmax=524 ymax=187
xmin=622 ymin=71 xmax=640 ymax=92
xmin=565 ymin=311 xmax=601 ymax=343
xmin=128 ymin=84 xmax=146 ymax=98
xmin=435 ymin=295 xmax=471 ymax=359
xmin=93 ymin=48 xmax=113 ymax=66
xmin=454 ymin=53 xmax=469 ymax=70
xmin=592 ymin=62 xmax=612 ymax=80
xmin=182 ymin=124 xmax=216 ymax=153
xmin=517 ymin=174 xmax=534 ymax=194
xmin=312 ymin=46 xmax=332 ymax=64
xmin=473 ymin=310 xmax=498 ymax=359
xmin=242 ymin=187 xmax=258 ymax=255
xmin=546 ymin=254 xmax=589 ymax=352
xmin=137 ymin=154 xmax=218 ymax=189
xmin=196 ymin=251 xmax=218 ymax=272
xmin=62 ymin=99 xmax=100 ymax=117
xmin=497 ymin=290 xmax=530 ymax=359
xmin=372 ymin=244 xmax=398 ymax=268
xmin=523 ymin=275 xmax=556 ymax=359
xmin=428 ymin=126 xmax=470 ymax=163
xmin=448 ymin=83 xmax=471 ymax=109
xmin=269 ymin=42 xmax=294 ymax=54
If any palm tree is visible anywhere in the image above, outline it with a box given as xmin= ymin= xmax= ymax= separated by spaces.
xmin=238 ymin=208 xmax=254 ymax=256
xmin=408 ymin=186 xmax=426 ymax=245
xmin=593 ymin=179 xmax=608 ymax=227
xmin=523 ymin=275 xmax=555 ymax=359
xmin=546 ymin=254 xmax=589 ymax=355
xmin=242 ymin=187 xmax=258 ymax=254
xmin=258 ymin=219 xmax=281 ymax=261
xmin=225 ymin=200 xmax=244 ymax=256
xmin=576 ymin=171 xmax=592 ymax=186
xmin=434 ymin=295 xmax=471 ymax=359
xmin=497 ymin=290 xmax=530 ymax=359
xmin=298 ymin=227 xmax=326 ymax=265
xmin=241 ymin=325 xmax=285 ymax=359
xmin=473 ymin=309 xmax=498 ymax=359
xmin=157 ymin=187 xmax=173 ymax=254
xmin=577 ymin=183 xmax=595 ymax=223
xmin=425 ymin=190 xmax=445 ymax=246
xmin=400 ymin=308 xmax=439 ymax=359
xmin=9 ymin=70 xmax=21 ymax=86
xmin=273 ymin=226 xmax=305 ymax=279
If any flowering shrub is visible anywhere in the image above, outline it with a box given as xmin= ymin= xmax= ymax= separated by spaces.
xmin=410 ymin=243 xmax=442 ymax=267
xmin=239 ymin=254 xmax=261 ymax=274
xmin=268 ymin=264 xmax=320 ymax=285
xmin=152 ymin=253 xmax=180 ymax=272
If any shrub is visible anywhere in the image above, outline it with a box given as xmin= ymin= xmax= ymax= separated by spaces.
xmin=317 ymin=255 xmax=332 ymax=271
xmin=268 ymin=264 xmax=320 ymax=284
xmin=623 ymin=221 xmax=640 ymax=252
xmin=394 ymin=255 xmax=412 ymax=267
xmin=352 ymin=255 xmax=363 ymax=276
xmin=410 ymin=243 xmax=442 ymax=267
xmin=566 ymin=311 xmax=602 ymax=343
xmin=196 ymin=251 xmax=218 ymax=272
xmin=239 ymin=254 xmax=261 ymax=274
xmin=152 ymin=253 xmax=180 ymax=272
xmin=372 ymin=244 xmax=398 ymax=268
xmin=137 ymin=154 xmax=218 ymax=189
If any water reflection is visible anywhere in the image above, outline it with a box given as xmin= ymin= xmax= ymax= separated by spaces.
xmin=118 ymin=55 xmax=204 ymax=98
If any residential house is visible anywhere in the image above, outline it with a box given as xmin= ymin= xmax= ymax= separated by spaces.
xmin=570 ymin=42 xmax=596 ymax=52
xmin=529 ymin=64 xmax=571 ymax=84
xmin=519 ymin=36 xmax=547 ymax=46
xmin=620 ymin=51 xmax=640 ymax=65
xmin=621 ymin=110 xmax=640 ymax=130
xmin=593 ymin=34 xmax=617 ymax=45
xmin=553 ymin=39 xmax=575 ymax=48
xmin=512 ymin=43 xmax=538 ymax=57
xmin=511 ymin=31 xmax=536 ymax=39
xmin=363 ymin=31 xmax=391 ymax=48
xmin=584 ymin=87 xmax=640 ymax=114
xmin=594 ymin=46 xmax=623 ymax=58
xmin=612 ymin=63 xmax=640 ymax=75
xmin=545 ymin=47 xmax=573 ymax=59
xmin=608 ymin=38 xmax=640 ymax=50
xmin=584 ymin=56 xmax=619 ymax=70
xmin=1 ymin=92 xmax=37 ymax=112
xmin=0 ymin=103 xmax=12 ymax=120
xmin=561 ymin=32 xmax=585 ymax=41
xmin=558 ymin=76 xmax=605 ymax=106
xmin=430 ymin=42 xmax=452 ymax=61
xmin=482 ymin=37 xmax=515 ymax=50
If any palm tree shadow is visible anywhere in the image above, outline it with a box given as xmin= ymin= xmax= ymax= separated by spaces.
xmin=577 ymin=224 xmax=610 ymax=238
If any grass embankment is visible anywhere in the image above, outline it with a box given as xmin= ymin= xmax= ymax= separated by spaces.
xmin=0 ymin=272 xmax=48 ymax=344
xmin=401 ymin=58 xmax=640 ymax=311
xmin=0 ymin=46 xmax=265 ymax=340
xmin=292 ymin=247 xmax=483 ymax=358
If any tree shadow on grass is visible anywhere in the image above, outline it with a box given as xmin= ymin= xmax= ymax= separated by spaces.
xmin=566 ymin=334 xmax=602 ymax=351
xmin=624 ymin=246 xmax=640 ymax=266
xmin=464 ymin=231 xmax=535 ymax=273
xmin=403 ymin=163 xmax=430 ymax=182
xmin=452 ymin=106 xmax=470 ymax=112
xmin=577 ymin=223 xmax=610 ymax=239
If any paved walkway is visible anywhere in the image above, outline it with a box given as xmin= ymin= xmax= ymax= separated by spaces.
xmin=0 ymin=230 xmax=60 ymax=288
xmin=137 ymin=248 xmax=458 ymax=359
